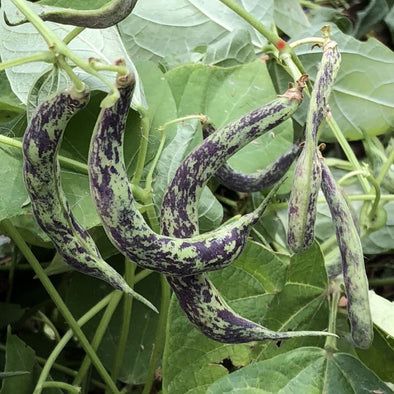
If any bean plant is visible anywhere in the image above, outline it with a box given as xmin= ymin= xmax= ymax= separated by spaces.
xmin=0 ymin=0 xmax=393 ymax=393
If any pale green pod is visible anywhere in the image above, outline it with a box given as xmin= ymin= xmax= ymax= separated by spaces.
xmin=22 ymin=85 xmax=157 ymax=312
xmin=321 ymin=160 xmax=373 ymax=349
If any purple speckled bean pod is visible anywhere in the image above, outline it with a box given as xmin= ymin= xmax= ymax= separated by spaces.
xmin=162 ymin=77 xmax=335 ymax=343
xmin=202 ymin=120 xmax=301 ymax=192
xmin=22 ymin=85 xmax=156 ymax=312
xmin=320 ymin=160 xmax=373 ymax=349
xmin=88 ymin=73 xmax=278 ymax=277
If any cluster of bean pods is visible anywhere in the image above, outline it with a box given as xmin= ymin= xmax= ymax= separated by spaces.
xmin=285 ymin=31 xmax=373 ymax=348
xmin=21 ymin=30 xmax=372 ymax=348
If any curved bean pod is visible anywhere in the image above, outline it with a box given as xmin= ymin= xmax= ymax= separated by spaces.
xmin=162 ymin=77 xmax=334 ymax=343
xmin=88 ymin=74 xmax=275 ymax=276
xmin=287 ymin=147 xmax=322 ymax=253
xmin=22 ymin=86 xmax=156 ymax=311
xmin=7 ymin=0 xmax=137 ymax=28
xmin=320 ymin=160 xmax=373 ymax=349
xmin=161 ymin=81 xmax=305 ymax=238
xmin=202 ymin=120 xmax=301 ymax=192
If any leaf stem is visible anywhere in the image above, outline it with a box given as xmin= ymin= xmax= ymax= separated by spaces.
xmin=1 ymin=219 xmax=120 ymax=394
xmin=141 ymin=275 xmax=171 ymax=394
xmin=33 ymin=292 xmax=114 ymax=393
xmin=132 ymin=110 xmax=150 ymax=187
xmin=0 ymin=52 xmax=53 ymax=71
xmin=376 ymin=150 xmax=394 ymax=186
xmin=326 ymin=117 xmax=370 ymax=193
xmin=324 ymin=280 xmax=341 ymax=351
xmin=73 ymin=291 xmax=123 ymax=387
xmin=41 ymin=381 xmax=81 ymax=393
xmin=63 ymin=27 xmax=85 ymax=45
xmin=109 ymin=261 xmax=137 ymax=390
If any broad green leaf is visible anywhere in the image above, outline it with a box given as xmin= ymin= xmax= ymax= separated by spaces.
xmin=0 ymin=70 xmax=25 ymax=122
xmin=356 ymin=326 xmax=394 ymax=383
xmin=0 ymin=4 xmax=141 ymax=105
xmin=0 ymin=332 xmax=61 ymax=394
xmin=274 ymin=0 xmax=310 ymax=37
xmin=119 ymin=0 xmax=273 ymax=68
xmin=201 ymin=29 xmax=256 ymax=67
xmin=368 ymin=290 xmax=394 ymax=338
xmin=65 ymin=269 xmax=161 ymax=385
xmin=162 ymin=241 xmax=330 ymax=394
xmin=271 ymin=25 xmax=394 ymax=141
xmin=206 ymin=347 xmax=393 ymax=394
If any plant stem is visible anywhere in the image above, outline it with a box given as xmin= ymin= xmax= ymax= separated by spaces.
xmin=141 ymin=275 xmax=171 ymax=394
xmin=109 ymin=262 xmax=137 ymax=391
xmin=326 ymin=117 xmax=370 ymax=193
xmin=132 ymin=110 xmax=150 ymax=186
xmin=1 ymin=219 xmax=120 ymax=394
xmin=11 ymin=0 xmax=60 ymax=47
xmin=41 ymin=381 xmax=81 ymax=393
xmin=73 ymin=291 xmax=123 ymax=387
xmin=368 ymin=277 xmax=394 ymax=287
xmin=0 ymin=52 xmax=53 ymax=71
xmin=324 ymin=281 xmax=341 ymax=351
xmin=376 ymin=150 xmax=394 ymax=186
xmin=217 ymin=0 xmax=282 ymax=45
xmin=63 ymin=27 xmax=85 ymax=45
xmin=33 ymin=292 xmax=114 ymax=393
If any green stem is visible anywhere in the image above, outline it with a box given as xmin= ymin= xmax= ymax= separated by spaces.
xmin=326 ymin=117 xmax=370 ymax=193
xmin=35 ymin=310 xmax=61 ymax=342
xmin=290 ymin=37 xmax=325 ymax=49
xmin=0 ymin=343 xmax=107 ymax=390
xmin=132 ymin=111 xmax=150 ymax=186
xmin=1 ymin=219 xmax=120 ymax=394
xmin=298 ymin=0 xmax=321 ymax=10
xmin=109 ymin=262 xmax=137 ymax=391
xmin=41 ymin=381 xmax=81 ymax=393
xmin=324 ymin=158 xmax=353 ymax=171
xmin=33 ymin=292 xmax=114 ymax=394
xmin=63 ymin=27 xmax=85 ymax=45
xmin=324 ymin=281 xmax=341 ymax=351
xmin=11 ymin=0 xmax=60 ymax=46
xmin=73 ymin=291 xmax=123 ymax=387
xmin=376 ymin=150 xmax=394 ymax=186
xmin=141 ymin=275 xmax=171 ymax=394
xmin=5 ymin=244 xmax=17 ymax=303
xmin=368 ymin=277 xmax=394 ymax=287
xmin=217 ymin=0 xmax=282 ymax=45
xmin=0 ymin=52 xmax=53 ymax=71
xmin=134 ymin=269 xmax=153 ymax=284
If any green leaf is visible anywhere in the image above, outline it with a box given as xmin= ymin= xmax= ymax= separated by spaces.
xmin=206 ymin=347 xmax=393 ymax=393
xmin=356 ymin=325 xmax=394 ymax=383
xmin=274 ymin=0 xmax=310 ymax=37
xmin=0 ymin=303 xmax=25 ymax=329
xmin=201 ymin=29 xmax=256 ymax=67
xmin=162 ymin=241 xmax=330 ymax=394
xmin=0 ymin=11 xmax=136 ymax=103
xmin=64 ymin=270 xmax=161 ymax=385
xmin=368 ymin=290 xmax=394 ymax=338
xmin=271 ymin=25 xmax=394 ymax=141
xmin=118 ymin=0 xmax=273 ymax=68
xmin=0 ymin=331 xmax=61 ymax=394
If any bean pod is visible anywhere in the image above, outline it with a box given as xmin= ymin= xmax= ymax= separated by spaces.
xmin=8 ymin=0 xmax=137 ymax=28
xmin=22 ymin=86 xmax=155 ymax=311
xmin=161 ymin=80 xmax=306 ymax=238
xmin=202 ymin=120 xmax=301 ymax=192
xmin=287 ymin=147 xmax=322 ymax=253
xmin=88 ymin=73 xmax=276 ymax=276
xmin=320 ymin=160 xmax=373 ymax=349
xmin=162 ymin=77 xmax=334 ymax=343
